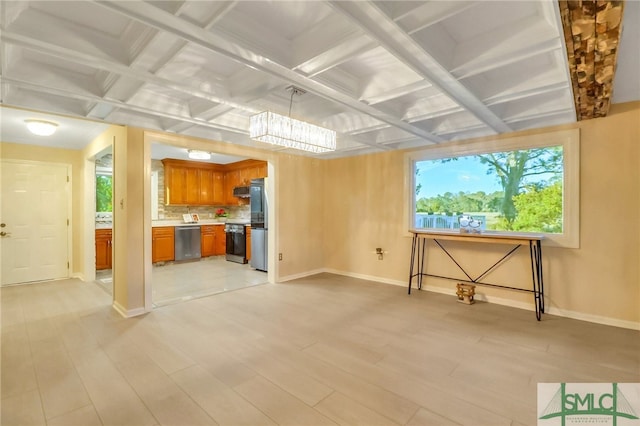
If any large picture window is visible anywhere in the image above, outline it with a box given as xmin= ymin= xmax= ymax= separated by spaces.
xmin=407 ymin=129 xmax=579 ymax=248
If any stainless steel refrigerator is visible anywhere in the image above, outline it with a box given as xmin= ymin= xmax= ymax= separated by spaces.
xmin=250 ymin=178 xmax=268 ymax=271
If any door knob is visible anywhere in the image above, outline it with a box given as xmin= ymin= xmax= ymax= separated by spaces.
xmin=0 ymin=231 xmax=10 ymax=237
xmin=0 ymin=223 xmax=5 ymax=227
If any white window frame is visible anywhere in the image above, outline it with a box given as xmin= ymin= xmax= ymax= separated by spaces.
xmin=404 ymin=129 xmax=580 ymax=248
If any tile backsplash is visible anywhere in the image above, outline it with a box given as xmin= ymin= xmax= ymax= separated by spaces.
xmin=161 ymin=205 xmax=249 ymax=220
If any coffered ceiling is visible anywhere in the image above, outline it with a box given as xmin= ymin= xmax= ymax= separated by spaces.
xmin=1 ymin=1 xmax=638 ymax=158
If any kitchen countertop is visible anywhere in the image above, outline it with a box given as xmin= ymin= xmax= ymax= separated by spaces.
xmin=97 ymin=219 xmax=251 ymax=229
xmin=151 ymin=219 xmax=250 ymax=227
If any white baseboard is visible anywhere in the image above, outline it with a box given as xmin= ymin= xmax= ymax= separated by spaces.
xmin=544 ymin=306 xmax=640 ymax=331
xmin=278 ymin=268 xmax=326 ymax=282
xmin=71 ymin=272 xmax=85 ymax=282
xmin=112 ymin=301 xmax=147 ymax=318
xmin=323 ymin=268 xmax=407 ymax=287
xmin=314 ymin=269 xmax=640 ymax=331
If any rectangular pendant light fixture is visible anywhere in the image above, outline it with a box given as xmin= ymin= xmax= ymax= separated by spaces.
xmin=250 ymin=111 xmax=336 ymax=153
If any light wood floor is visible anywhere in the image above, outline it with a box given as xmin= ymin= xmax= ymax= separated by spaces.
xmin=94 ymin=255 xmax=268 ymax=307
xmin=2 ymin=273 xmax=639 ymax=425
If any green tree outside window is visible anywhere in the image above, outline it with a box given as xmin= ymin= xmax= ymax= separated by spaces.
xmin=96 ymin=175 xmax=112 ymax=212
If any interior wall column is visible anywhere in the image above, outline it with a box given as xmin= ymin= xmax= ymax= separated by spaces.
xmin=112 ymin=127 xmax=147 ymax=317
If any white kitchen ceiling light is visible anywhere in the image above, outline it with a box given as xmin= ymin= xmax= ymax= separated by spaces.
xmin=250 ymin=87 xmax=336 ymax=153
xmin=187 ymin=149 xmax=211 ymax=160
xmin=25 ymin=119 xmax=58 ymax=136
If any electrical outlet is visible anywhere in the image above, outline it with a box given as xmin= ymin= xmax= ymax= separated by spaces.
xmin=279 ymin=253 xmax=283 ymax=261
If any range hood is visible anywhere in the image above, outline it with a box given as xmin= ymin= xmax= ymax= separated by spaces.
xmin=233 ymin=186 xmax=251 ymax=198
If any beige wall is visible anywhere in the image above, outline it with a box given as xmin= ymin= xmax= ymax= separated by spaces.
xmin=276 ymin=154 xmax=325 ymax=277
xmin=322 ymin=102 xmax=640 ymax=327
xmin=0 ymin=142 xmax=84 ymax=276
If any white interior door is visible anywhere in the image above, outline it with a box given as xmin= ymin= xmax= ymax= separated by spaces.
xmin=1 ymin=160 xmax=70 ymax=286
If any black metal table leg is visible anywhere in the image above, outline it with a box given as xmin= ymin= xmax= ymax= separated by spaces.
xmin=408 ymin=233 xmax=417 ymax=294
xmin=529 ymin=240 xmax=543 ymax=321
xmin=536 ymin=240 xmax=544 ymax=313
xmin=417 ymin=238 xmax=426 ymax=290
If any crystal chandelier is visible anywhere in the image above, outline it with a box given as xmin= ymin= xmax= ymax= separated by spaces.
xmin=249 ymin=87 xmax=336 ymax=153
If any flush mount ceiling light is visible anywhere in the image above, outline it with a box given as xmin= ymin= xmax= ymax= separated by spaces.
xmin=187 ymin=149 xmax=211 ymax=160
xmin=25 ymin=119 xmax=58 ymax=136
xmin=249 ymin=86 xmax=336 ymax=153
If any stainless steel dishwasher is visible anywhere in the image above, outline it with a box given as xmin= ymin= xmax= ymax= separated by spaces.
xmin=174 ymin=226 xmax=201 ymax=261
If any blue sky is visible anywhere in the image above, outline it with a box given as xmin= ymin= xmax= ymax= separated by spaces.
xmin=416 ymin=156 xmax=503 ymax=198
xmin=416 ymin=153 xmax=562 ymax=199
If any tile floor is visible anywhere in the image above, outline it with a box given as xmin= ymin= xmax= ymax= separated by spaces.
xmin=1 ymin=273 xmax=639 ymax=425
xmin=95 ymin=255 xmax=268 ymax=307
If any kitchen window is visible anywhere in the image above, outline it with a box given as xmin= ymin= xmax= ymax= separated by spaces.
xmin=406 ymin=129 xmax=579 ymax=248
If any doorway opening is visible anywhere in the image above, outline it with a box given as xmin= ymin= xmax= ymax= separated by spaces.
xmin=147 ymin=142 xmax=270 ymax=307
xmin=94 ymin=149 xmax=113 ymax=294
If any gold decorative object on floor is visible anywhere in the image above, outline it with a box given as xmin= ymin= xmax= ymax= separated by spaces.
xmin=456 ymin=283 xmax=476 ymax=305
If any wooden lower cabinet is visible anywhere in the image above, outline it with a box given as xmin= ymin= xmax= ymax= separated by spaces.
xmin=152 ymin=226 xmax=175 ymax=263
xmin=214 ymin=225 xmax=226 ymax=256
xmin=95 ymin=229 xmax=112 ymax=270
xmin=202 ymin=225 xmax=226 ymax=257
xmin=201 ymin=225 xmax=216 ymax=257
xmin=246 ymin=226 xmax=251 ymax=261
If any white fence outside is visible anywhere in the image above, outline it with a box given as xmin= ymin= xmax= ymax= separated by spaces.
xmin=415 ymin=213 xmax=487 ymax=231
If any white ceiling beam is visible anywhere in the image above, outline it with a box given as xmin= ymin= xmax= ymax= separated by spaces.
xmin=361 ymin=80 xmax=431 ymax=106
xmin=327 ymin=1 xmax=512 ymax=134
xmin=503 ymin=107 xmax=575 ymax=125
xmin=294 ymin=35 xmax=376 ymax=78
xmin=89 ymin=2 xmax=238 ymax=118
xmin=3 ymin=76 xmax=248 ymax=135
xmin=484 ymin=82 xmax=569 ymax=106
xmin=404 ymin=106 xmax=465 ymax=124
xmin=92 ymin=0 xmax=444 ymax=144
xmin=452 ymin=39 xmax=561 ymax=80
xmin=1 ymin=31 xmax=257 ymax=113
xmin=401 ymin=2 xmax=478 ymax=35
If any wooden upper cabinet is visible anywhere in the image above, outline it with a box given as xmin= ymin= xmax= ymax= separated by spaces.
xmin=165 ymin=164 xmax=187 ymax=205
xmin=223 ymin=159 xmax=268 ymax=205
xmin=212 ymin=172 xmax=224 ymax=204
xmin=162 ymin=159 xmax=267 ymax=206
xmin=185 ymin=168 xmax=200 ymax=205
xmin=200 ymin=169 xmax=214 ymax=205
xmin=162 ymin=159 xmax=224 ymax=206
xmin=224 ymin=169 xmax=241 ymax=205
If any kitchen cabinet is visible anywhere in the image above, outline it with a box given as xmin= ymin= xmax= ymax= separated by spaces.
xmin=162 ymin=159 xmax=225 ymax=206
xmin=201 ymin=225 xmax=216 ymax=257
xmin=152 ymin=226 xmax=175 ymax=263
xmin=165 ymin=165 xmax=187 ymax=205
xmin=201 ymin=225 xmax=226 ymax=257
xmin=162 ymin=158 xmax=266 ymax=206
xmin=224 ymin=169 xmax=242 ymax=205
xmin=223 ymin=160 xmax=268 ymax=205
xmin=214 ymin=225 xmax=226 ymax=255
xmin=95 ymin=229 xmax=112 ymax=270
xmin=185 ymin=168 xmax=200 ymax=204
xmin=246 ymin=226 xmax=251 ymax=261
xmin=212 ymin=171 xmax=224 ymax=204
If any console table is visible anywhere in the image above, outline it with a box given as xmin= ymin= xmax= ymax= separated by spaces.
xmin=408 ymin=229 xmax=545 ymax=320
